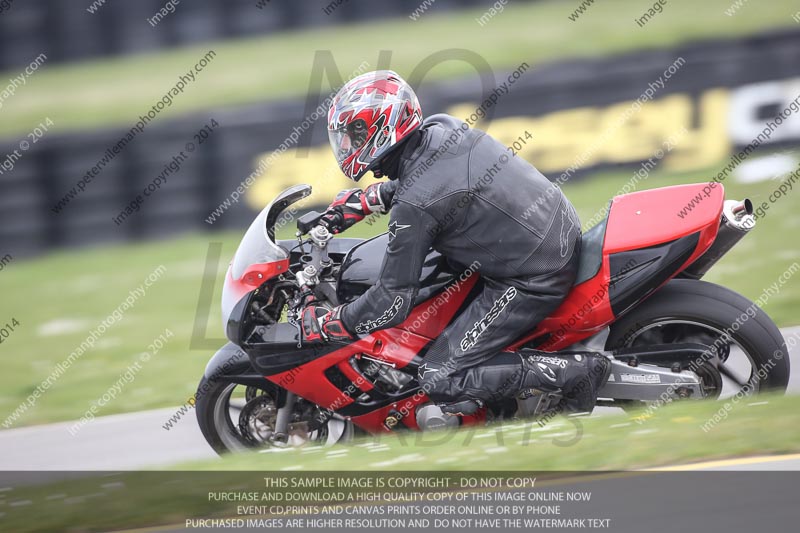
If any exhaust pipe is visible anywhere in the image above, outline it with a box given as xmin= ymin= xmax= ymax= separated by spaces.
xmin=728 ymin=198 xmax=754 ymax=222
xmin=682 ymin=199 xmax=755 ymax=279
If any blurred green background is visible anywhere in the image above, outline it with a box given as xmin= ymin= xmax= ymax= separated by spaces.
xmin=1 ymin=0 xmax=799 ymax=428
xmin=1 ymin=0 xmax=797 ymax=138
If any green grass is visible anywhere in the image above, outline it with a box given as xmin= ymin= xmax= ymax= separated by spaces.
xmin=0 ymin=393 xmax=798 ymax=533
xmin=1 ymin=0 xmax=798 ymax=138
xmin=0 ymin=162 xmax=797 ymax=429
xmin=178 ymin=392 xmax=800 ymax=471
xmin=0 ymin=234 xmax=235 ymax=427
xmin=0 ymin=223 xmax=383 ymax=428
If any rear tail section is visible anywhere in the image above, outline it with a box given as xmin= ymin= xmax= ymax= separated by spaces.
xmin=510 ymin=184 xmax=729 ymax=351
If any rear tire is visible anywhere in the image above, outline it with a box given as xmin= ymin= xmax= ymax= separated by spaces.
xmin=606 ymin=279 xmax=789 ymax=393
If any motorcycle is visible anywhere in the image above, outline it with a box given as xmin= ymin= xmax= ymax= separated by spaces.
xmin=196 ymin=183 xmax=789 ymax=454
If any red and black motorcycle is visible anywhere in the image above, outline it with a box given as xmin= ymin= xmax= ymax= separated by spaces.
xmin=196 ymin=183 xmax=789 ymax=454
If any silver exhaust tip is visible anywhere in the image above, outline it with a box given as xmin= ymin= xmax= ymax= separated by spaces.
xmin=730 ymin=198 xmax=753 ymax=217
xmin=722 ymin=198 xmax=755 ymax=232
xmin=682 ymin=197 xmax=755 ymax=279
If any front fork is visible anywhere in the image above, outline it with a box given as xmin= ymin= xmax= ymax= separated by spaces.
xmin=272 ymin=391 xmax=297 ymax=443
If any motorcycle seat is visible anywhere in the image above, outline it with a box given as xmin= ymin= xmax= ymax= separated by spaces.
xmin=573 ymin=212 xmax=608 ymax=286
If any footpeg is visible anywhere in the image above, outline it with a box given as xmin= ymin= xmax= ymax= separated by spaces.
xmin=439 ymin=398 xmax=483 ymax=416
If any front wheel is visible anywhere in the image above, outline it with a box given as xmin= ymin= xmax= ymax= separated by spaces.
xmin=606 ymin=279 xmax=790 ymax=401
xmin=195 ymin=373 xmax=354 ymax=455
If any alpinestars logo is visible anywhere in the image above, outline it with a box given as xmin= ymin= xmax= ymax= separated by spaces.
xmin=537 ymin=363 xmax=557 ymax=383
xmin=387 ymin=221 xmax=410 ymax=241
xmin=355 ymin=296 xmax=405 ymax=334
xmin=418 ymin=363 xmax=439 ymax=379
xmin=529 ymin=354 xmax=569 ymax=369
xmin=460 ymin=286 xmax=518 ymax=351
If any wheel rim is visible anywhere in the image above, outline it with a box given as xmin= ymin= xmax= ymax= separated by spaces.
xmin=210 ymin=382 xmax=354 ymax=452
xmin=618 ymin=319 xmax=760 ymax=399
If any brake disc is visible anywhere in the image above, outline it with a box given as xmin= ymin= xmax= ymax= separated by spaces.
xmin=238 ymin=395 xmax=278 ymax=446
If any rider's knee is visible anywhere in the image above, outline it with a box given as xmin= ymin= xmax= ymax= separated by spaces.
xmin=417 ymin=361 xmax=452 ymax=399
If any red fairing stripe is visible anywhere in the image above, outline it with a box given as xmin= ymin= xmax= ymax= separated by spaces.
xmin=241 ymin=258 xmax=290 ymax=286
xmin=262 ymin=278 xmax=479 ymax=432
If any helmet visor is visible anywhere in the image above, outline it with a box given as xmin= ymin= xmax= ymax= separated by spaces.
xmin=328 ymin=118 xmax=368 ymax=165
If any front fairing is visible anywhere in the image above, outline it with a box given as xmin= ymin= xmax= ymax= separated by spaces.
xmin=221 ymin=184 xmax=312 ymax=337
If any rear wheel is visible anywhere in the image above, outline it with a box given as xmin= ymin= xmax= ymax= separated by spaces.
xmin=606 ymin=279 xmax=789 ymax=404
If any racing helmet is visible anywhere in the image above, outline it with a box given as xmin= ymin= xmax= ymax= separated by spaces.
xmin=327 ymin=70 xmax=422 ymax=181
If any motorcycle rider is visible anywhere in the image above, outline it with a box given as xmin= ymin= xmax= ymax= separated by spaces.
xmin=301 ymin=70 xmax=610 ymax=416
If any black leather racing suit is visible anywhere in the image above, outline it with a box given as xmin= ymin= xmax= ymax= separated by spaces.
xmin=340 ymin=114 xmax=582 ymax=406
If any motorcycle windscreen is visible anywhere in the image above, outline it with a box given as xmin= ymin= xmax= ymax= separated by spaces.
xmin=230 ymin=184 xmax=311 ymax=280
xmin=224 ymin=184 xmax=312 ymax=328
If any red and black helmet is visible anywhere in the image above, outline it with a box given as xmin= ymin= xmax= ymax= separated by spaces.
xmin=327 ymin=70 xmax=422 ymax=181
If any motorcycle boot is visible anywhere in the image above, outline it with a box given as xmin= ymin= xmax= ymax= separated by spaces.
xmin=519 ymin=350 xmax=611 ymax=413
xmin=435 ymin=350 xmax=611 ymax=417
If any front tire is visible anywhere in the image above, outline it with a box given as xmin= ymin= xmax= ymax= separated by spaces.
xmin=606 ymin=279 xmax=789 ymax=395
xmin=195 ymin=373 xmax=356 ymax=455
xmin=195 ymin=375 xmax=259 ymax=455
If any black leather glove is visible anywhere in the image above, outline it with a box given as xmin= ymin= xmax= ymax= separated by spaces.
xmin=300 ymin=305 xmax=353 ymax=344
xmin=319 ymin=183 xmax=391 ymax=234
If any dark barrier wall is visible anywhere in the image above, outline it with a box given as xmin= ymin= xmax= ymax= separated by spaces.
xmin=1 ymin=30 xmax=799 ymax=257
xmin=0 ymin=0 xmax=490 ymax=71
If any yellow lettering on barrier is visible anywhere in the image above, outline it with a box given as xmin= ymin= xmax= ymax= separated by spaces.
xmin=247 ymin=145 xmax=382 ymax=209
xmin=482 ymin=116 xmax=539 ymax=159
xmin=663 ymin=89 xmax=729 ymax=171
xmin=509 ymin=107 xmax=600 ymax=173
xmin=245 ymin=88 xmax=734 ymax=208
xmin=599 ymin=99 xmax=668 ymax=162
